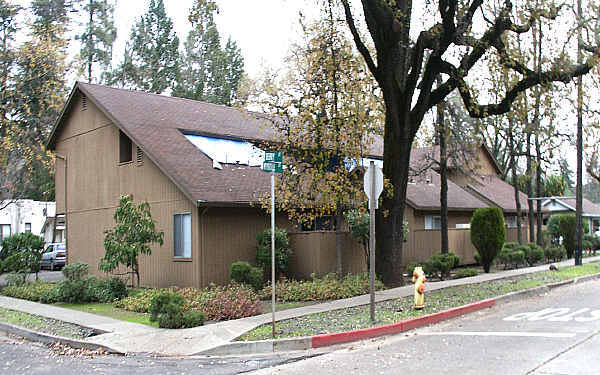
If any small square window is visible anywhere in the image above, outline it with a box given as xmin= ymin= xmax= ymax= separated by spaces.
xmin=25 ymin=223 xmax=31 ymax=233
xmin=425 ymin=216 xmax=441 ymax=230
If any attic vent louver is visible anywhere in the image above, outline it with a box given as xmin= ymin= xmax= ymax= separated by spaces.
xmin=81 ymin=95 xmax=87 ymax=110
xmin=136 ymin=146 xmax=143 ymax=165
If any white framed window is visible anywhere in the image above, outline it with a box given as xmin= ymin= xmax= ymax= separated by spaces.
xmin=0 ymin=224 xmax=10 ymax=240
xmin=425 ymin=216 xmax=441 ymax=230
xmin=174 ymin=213 xmax=191 ymax=258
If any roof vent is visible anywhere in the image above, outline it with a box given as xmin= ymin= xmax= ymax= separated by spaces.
xmin=81 ymin=95 xmax=87 ymax=110
xmin=136 ymin=146 xmax=143 ymax=165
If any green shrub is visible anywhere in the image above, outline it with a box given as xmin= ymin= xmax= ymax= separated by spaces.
xmin=56 ymin=275 xmax=127 ymax=304
xmin=62 ymin=262 xmax=89 ymax=281
xmin=0 ymin=233 xmax=45 ymax=279
xmin=471 ymin=207 xmax=506 ymax=273
xmin=523 ymin=243 xmax=544 ymax=266
xmin=547 ymin=214 xmax=588 ymax=258
xmin=509 ymin=249 xmax=525 ymax=268
xmin=497 ymin=247 xmax=513 ymax=269
xmin=454 ymin=268 xmax=478 ymax=278
xmin=255 ymin=228 xmax=292 ymax=280
xmin=473 ymin=252 xmax=481 ymax=266
xmin=423 ymin=252 xmax=460 ymax=280
xmin=406 ymin=262 xmax=421 ymax=276
xmin=544 ymin=246 xmax=567 ymax=263
xmin=148 ymin=290 xmax=204 ymax=328
xmin=230 ymin=261 xmax=264 ymax=290
xmin=259 ymin=273 xmax=385 ymax=302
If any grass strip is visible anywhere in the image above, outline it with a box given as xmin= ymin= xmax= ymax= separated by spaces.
xmin=0 ymin=307 xmax=96 ymax=339
xmin=55 ymin=303 xmax=159 ymax=327
xmin=237 ymin=262 xmax=600 ymax=341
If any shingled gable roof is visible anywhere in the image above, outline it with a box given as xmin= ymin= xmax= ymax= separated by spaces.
xmin=466 ymin=174 xmax=531 ymax=213
xmin=406 ymin=170 xmax=488 ymax=211
xmin=409 ymin=143 xmax=503 ymax=176
xmin=542 ymin=197 xmax=600 ymax=217
xmin=48 ymin=82 xmax=293 ymax=206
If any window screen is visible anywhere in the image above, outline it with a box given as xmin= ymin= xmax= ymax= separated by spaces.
xmin=174 ymin=213 xmax=191 ymax=258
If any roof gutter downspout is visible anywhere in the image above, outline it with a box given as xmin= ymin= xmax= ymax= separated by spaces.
xmin=54 ymin=154 xmax=67 ymax=258
xmin=199 ymin=206 xmax=209 ymax=287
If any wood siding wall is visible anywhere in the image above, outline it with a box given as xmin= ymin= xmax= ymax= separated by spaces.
xmin=288 ymin=231 xmax=366 ymax=279
xmin=54 ymin=93 xmax=199 ymax=288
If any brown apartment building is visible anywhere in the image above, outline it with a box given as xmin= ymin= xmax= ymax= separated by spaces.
xmin=48 ymin=82 xmax=529 ymax=288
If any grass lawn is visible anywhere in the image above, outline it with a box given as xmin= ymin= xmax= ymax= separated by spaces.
xmin=0 ymin=307 xmax=97 ymax=339
xmin=238 ymin=261 xmax=600 ymax=341
xmin=55 ymin=302 xmax=159 ymax=327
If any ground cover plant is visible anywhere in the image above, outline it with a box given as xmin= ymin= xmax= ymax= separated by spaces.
xmin=257 ymin=273 xmax=385 ymax=302
xmin=238 ymin=262 xmax=600 ymax=341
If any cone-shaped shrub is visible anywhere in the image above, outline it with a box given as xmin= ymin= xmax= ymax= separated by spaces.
xmin=471 ymin=207 xmax=506 ymax=273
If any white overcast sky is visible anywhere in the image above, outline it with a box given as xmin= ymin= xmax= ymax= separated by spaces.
xmin=115 ymin=0 xmax=318 ymax=78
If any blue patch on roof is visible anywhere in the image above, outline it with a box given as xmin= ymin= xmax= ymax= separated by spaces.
xmin=185 ymin=134 xmax=264 ymax=167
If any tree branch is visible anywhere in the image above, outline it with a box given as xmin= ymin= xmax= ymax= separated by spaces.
xmin=341 ymin=0 xmax=379 ymax=82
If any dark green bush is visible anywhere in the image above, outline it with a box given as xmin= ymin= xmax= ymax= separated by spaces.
xmin=544 ymin=246 xmax=567 ymax=263
xmin=523 ymin=243 xmax=544 ymax=266
xmin=149 ymin=290 xmax=205 ymax=328
xmin=471 ymin=207 xmax=506 ymax=273
xmin=406 ymin=262 xmax=421 ymax=276
xmin=62 ymin=262 xmax=89 ymax=281
xmin=547 ymin=214 xmax=588 ymax=258
xmin=497 ymin=247 xmax=513 ymax=269
xmin=5 ymin=272 xmax=27 ymax=286
xmin=423 ymin=252 xmax=460 ymax=280
xmin=509 ymin=249 xmax=525 ymax=268
xmin=0 ymin=233 xmax=45 ymax=278
xmin=473 ymin=252 xmax=481 ymax=266
xmin=255 ymin=228 xmax=292 ymax=279
xmin=56 ymin=276 xmax=128 ymax=304
xmin=230 ymin=261 xmax=264 ymax=290
xmin=454 ymin=268 xmax=478 ymax=279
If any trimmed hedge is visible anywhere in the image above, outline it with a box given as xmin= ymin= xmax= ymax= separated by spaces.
xmin=471 ymin=207 xmax=506 ymax=273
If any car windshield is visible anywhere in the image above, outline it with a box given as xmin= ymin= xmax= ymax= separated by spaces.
xmin=56 ymin=244 xmax=66 ymax=251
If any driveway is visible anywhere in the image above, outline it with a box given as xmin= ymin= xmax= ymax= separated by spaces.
xmin=0 ymin=270 xmax=64 ymax=287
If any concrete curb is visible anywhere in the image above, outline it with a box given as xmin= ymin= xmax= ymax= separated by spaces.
xmin=201 ymin=271 xmax=600 ymax=356
xmin=0 ymin=321 xmax=124 ymax=355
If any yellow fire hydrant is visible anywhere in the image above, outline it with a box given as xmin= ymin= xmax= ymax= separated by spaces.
xmin=412 ymin=266 xmax=426 ymax=310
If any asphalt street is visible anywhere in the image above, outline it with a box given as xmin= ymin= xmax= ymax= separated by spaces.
xmin=0 ymin=278 xmax=597 ymax=374
xmin=251 ymin=279 xmax=600 ymax=375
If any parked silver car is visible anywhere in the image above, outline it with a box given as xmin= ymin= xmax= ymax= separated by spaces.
xmin=40 ymin=243 xmax=66 ymax=271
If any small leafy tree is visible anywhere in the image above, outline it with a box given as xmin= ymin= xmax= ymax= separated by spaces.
xmin=0 ymin=233 xmax=45 ymax=281
xmin=547 ymin=213 xmax=588 ymax=259
xmin=471 ymin=207 xmax=506 ymax=273
xmin=99 ymin=195 xmax=164 ymax=287
xmin=255 ymin=228 xmax=291 ymax=280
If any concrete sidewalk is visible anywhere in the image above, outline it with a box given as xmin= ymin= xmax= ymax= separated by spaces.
xmin=0 ymin=256 xmax=598 ymax=356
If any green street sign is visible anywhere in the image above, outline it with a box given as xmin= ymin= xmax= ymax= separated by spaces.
xmin=262 ymin=161 xmax=283 ymax=173
xmin=265 ymin=151 xmax=283 ymax=163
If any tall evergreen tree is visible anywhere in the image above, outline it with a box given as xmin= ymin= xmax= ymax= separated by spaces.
xmin=77 ymin=0 xmax=116 ymax=83
xmin=173 ymin=0 xmax=244 ymax=106
xmin=107 ymin=0 xmax=178 ymax=94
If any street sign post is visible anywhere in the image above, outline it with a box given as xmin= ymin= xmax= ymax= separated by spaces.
xmin=263 ymin=151 xmax=282 ymax=338
xmin=364 ymin=161 xmax=383 ymax=322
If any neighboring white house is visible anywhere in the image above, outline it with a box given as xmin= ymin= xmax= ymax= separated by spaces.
xmin=0 ymin=200 xmax=62 ymax=245
xmin=542 ymin=197 xmax=600 ymax=234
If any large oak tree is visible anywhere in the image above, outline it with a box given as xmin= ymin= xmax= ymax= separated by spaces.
xmin=341 ymin=0 xmax=600 ymax=284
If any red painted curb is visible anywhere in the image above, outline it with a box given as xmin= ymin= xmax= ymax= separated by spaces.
xmin=311 ymin=298 xmax=496 ymax=349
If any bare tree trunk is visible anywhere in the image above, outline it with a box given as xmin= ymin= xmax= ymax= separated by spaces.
xmin=535 ymin=132 xmax=544 ymax=246
xmin=575 ymin=0 xmax=584 ymax=265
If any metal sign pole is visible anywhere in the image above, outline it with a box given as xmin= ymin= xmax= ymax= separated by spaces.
xmin=369 ymin=161 xmax=376 ymax=322
xmin=271 ymin=171 xmax=276 ymax=338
